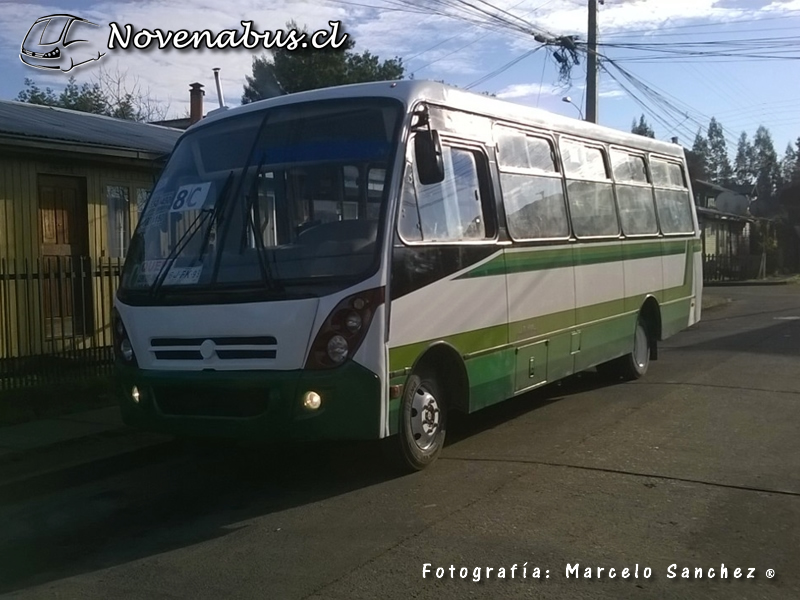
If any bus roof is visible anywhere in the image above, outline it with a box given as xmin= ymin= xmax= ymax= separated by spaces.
xmin=194 ymin=80 xmax=684 ymax=158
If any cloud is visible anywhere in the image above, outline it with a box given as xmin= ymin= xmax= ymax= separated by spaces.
xmin=2 ymin=1 xmax=353 ymax=116
xmin=495 ymin=82 xmax=566 ymax=100
xmin=3 ymin=0 xmax=799 ymax=120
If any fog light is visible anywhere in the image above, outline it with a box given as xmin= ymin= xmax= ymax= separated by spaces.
xmin=131 ymin=386 xmax=141 ymax=403
xmin=302 ymin=391 xmax=322 ymax=410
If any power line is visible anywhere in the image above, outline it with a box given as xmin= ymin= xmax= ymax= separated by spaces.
xmin=600 ymin=13 xmax=800 ymax=38
xmin=466 ymin=47 xmax=542 ymax=89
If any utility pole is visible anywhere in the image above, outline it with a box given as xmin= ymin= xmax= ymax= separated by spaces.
xmin=586 ymin=0 xmax=600 ymax=123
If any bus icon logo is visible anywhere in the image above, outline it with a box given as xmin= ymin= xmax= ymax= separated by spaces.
xmin=20 ymin=14 xmax=106 ymax=72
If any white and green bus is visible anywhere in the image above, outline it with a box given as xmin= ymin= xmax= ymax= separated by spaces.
xmin=114 ymin=80 xmax=702 ymax=470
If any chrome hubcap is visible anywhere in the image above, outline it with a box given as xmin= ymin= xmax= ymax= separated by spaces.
xmin=633 ymin=322 xmax=649 ymax=369
xmin=410 ymin=385 xmax=440 ymax=451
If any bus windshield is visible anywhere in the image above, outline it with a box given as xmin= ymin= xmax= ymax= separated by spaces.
xmin=119 ymin=98 xmax=403 ymax=302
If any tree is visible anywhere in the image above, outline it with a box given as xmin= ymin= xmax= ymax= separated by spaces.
xmin=16 ymin=79 xmax=58 ymax=106
xmin=16 ymin=67 xmax=168 ymax=122
xmin=752 ymin=125 xmax=781 ymax=212
xmin=688 ymin=129 xmax=710 ymax=181
xmin=631 ymin=114 xmax=654 ymax=138
xmin=706 ymin=117 xmax=733 ymax=185
xmin=734 ymin=132 xmax=755 ymax=186
xmin=780 ymin=142 xmax=798 ymax=186
xmin=58 ymin=77 xmax=107 ymax=115
xmin=241 ymin=21 xmax=404 ymax=103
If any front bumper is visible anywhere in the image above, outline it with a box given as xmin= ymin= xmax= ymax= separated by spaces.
xmin=116 ymin=361 xmax=382 ymax=442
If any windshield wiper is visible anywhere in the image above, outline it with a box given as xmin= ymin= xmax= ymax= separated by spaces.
xmin=242 ymin=173 xmax=283 ymax=292
xmin=149 ymin=171 xmax=235 ymax=298
xmin=198 ymin=171 xmax=235 ymax=262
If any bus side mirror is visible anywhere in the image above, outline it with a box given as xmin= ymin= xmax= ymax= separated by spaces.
xmin=415 ymin=130 xmax=445 ymax=185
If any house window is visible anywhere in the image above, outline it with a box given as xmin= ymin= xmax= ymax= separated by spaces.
xmin=107 ymin=185 xmax=130 ymax=258
xmin=136 ymin=188 xmax=151 ymax=216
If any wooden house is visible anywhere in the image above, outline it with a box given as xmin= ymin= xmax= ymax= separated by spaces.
xmin=0 ymin=101 xmax=180 ymax=363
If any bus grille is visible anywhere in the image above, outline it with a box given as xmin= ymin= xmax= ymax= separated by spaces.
xmin=150 ymin=336 xmax=277 ymax=361
xmin=154 ymin=387 xmax=269 ymax=418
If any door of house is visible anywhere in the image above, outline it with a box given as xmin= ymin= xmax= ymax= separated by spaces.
xmin=38 ymin=175 xmax=92 ymax=340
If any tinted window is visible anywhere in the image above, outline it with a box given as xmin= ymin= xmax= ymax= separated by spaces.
xmin=496 ymin=128 xmax=558 ymax=173
xmin=655 ymin=189 xmax=694 ymax=233
xmin=501 ymin=173 xmax=569 ymax=239
xmin=567 ymin=181 xmax=618 ymax=237
xmin=651 ymin=158 xmax=686 ymax=188
xmin=611 ymin=151 xmax=648 ymax=183
xmin=561 ymin=140 xmax=608 ymax=180
xmin=616 ymin=185 xmax=658 ymax=235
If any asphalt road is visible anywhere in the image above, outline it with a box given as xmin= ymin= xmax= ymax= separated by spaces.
xmin=1 ymin=285 xmax=799 ymax=599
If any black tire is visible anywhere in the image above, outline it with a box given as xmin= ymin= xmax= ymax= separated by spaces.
xmin=383 ymin=370 xmax=447 ymax=472
xmin=597 ymin=315 xmax=651 ymax=381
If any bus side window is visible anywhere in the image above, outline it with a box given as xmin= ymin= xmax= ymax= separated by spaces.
xmin=651 ymin=157 xmax=694 ymax=234
xmin=611 ymin=150 xmax=658 ymax=236
xmin=496 ymin=127 xmax=569 ymax=240
xmin=399 ymin=143 xmax=491 ymax=243
xmin=561 ymin=140 xmax=618 ymax=238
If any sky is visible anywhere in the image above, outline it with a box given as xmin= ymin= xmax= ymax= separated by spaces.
xmin=1 ymin=0 xmax=799 ymax=158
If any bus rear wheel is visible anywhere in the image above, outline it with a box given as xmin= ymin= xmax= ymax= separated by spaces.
xmin=598 ymin=315 xmax=651 ymax=381
xmin=385 ymin=370 xmax=447 ymax=472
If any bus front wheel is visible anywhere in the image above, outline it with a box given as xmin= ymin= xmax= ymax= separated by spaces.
xmin=385 ymin=370 xmax=447 ymax=472
xmin=598 ymin=315 xmax=651 ymax=381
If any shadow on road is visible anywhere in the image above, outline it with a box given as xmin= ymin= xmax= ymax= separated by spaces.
xmin=674 ymin=318 xmax=800 ymax=356
xmin=0 ymin=436 xmax=394 ymax=593
xmin=0 ymin=369 xmax=624 ymax=594
xmin=446 ymin=370 xmax=619 ymax=445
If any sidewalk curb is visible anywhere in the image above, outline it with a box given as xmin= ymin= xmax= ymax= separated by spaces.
xmin=702 ymin=296 xmax=731 ymax=311
xmin=705 ymin=279 xmax=796 ymax=287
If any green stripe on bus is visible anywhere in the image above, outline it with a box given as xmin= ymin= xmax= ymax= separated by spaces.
xmin=458 ymin=238 xmax=692 ymax=280
xmin=389 ymin=285 xmax=693 ymax=372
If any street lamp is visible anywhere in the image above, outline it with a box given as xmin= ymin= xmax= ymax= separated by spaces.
xmin=562 ymin=96 xmax=584 ymax=120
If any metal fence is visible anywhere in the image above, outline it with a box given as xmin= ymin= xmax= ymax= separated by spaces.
xmin=703 ymin=253 xmax=765 ymax=282
xmin=0 ymin=256 xmax=122 ymax=390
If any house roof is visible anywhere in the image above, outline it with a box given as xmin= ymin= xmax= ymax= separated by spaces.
xmin=697 ymin=206 xmax=754 ymax=223
xmin=694 ymin=179 xmax=757 ymax=198
xmin=694 ymin=179 xmax=730 ymax=195
xmin=0 ymin=100 xmax=181 ymax=155
xmin=149 ymin=117 xmax=193 ymax=130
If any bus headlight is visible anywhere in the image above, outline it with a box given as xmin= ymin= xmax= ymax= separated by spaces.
xmin=112 ymin=308 xmax=138 ymax=366
xmin=305 ymin=287 xmax=386 ymax=369
xmin=304 ymin=287 xmax=384 ymax=369
xmin=344 ymin=311 xmax=362 ymax=333
xmin=327 ymin=335 xmax=349 ymax=364
xmin=120 ymin=339 xmax=134 ymax=362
